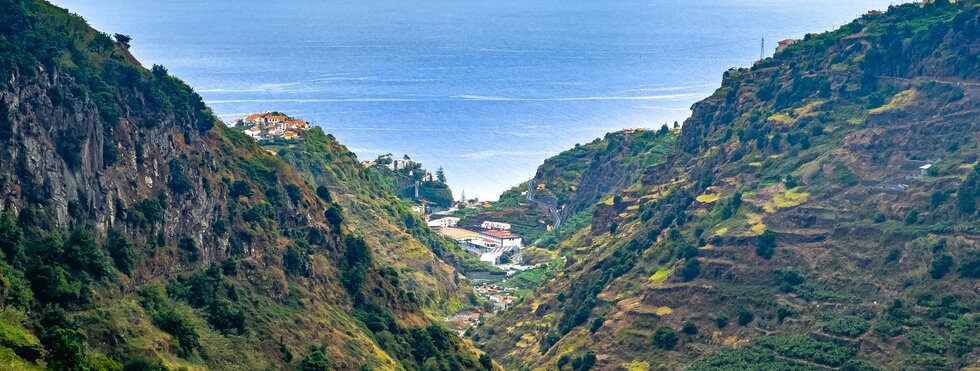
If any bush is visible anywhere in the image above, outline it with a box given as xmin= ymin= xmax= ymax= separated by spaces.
xmin=716 ymin=315 xmax=729 ymax=329
xmin=207 ymin=299 xmax=246 ymax=335
xmin=682 ymin=321 xmax=698 ymax=335
xmin=299 ymin=345 xmax=331 ymax=371
xmin=167 ymin=160 xmax=193 ymax=195
xmin=652 ymin=326 xmax=678 ymax=350
xmin=959 ymin=256 xmax=980 ymax=278
xmin=678 ymin=258 xmax=701 ymax=281
xmin=105 ymin=230 xmax=137 ymax=275
xmin=42 ymin=327 xmax=88 ymax=371
xmin=929 ymin=254 xmax=953 ymax=279
xmin=904 ymin=210 xmax=919 ymax=225
xmin=821 ymin=316 xmax=869 ymax=337
xmin=138 ymin=286 xmax=199 ymax=358
xmin=756 ymin=231 xmax=776 ymax=259
xmin=589 ymin=315 xmax=605 ymax=334
xmin=737 ymin=309 xmax=754 ymax=326
xmin=230 ymin=180 xmax=253 ymax=198
xmin=570 ymin=350 xmax=596 ymax=370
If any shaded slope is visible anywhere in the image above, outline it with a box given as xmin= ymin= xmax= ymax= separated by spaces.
xmin=0 ymin=0 xmax=490 ymax=369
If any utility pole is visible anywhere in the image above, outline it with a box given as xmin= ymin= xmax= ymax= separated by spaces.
xmin=760 ymin=38 xmax=765 ymax=61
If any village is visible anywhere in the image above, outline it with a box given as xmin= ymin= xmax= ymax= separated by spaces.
xmin=234 ymin=111 xmax=313 ymax=141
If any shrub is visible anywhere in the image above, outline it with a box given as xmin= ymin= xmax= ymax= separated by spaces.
xmin=138 ymin=285 xmax=199 ymax=358
xmin=652 ymin=326 xmax=678 ymax=350
xmin=207 ymin=299 xmax=246 ymax=335
xmin=42 ymin=327 xmax=87 ymax=370
xmin=230 ymin=180 xmax=253 ymax=198
xmin=589 ymin=315 xmax=604 ymax=333
xmin=479 ymin=353 xmax=492 ymax=370
xmin=737 ymin=309 xmax=755 ymax=326
xmin=904 ymin=210 xmax=919 ymax=225
xmin=167 ymin=160 xmax=193 ymax=195
xmin=299 ymin=345 xmax=331 ymax=371
xmin=682 ymin=321 xmax=698 ymax=335
xmin=929 ymin=254 xmax=953 ymax=279
xmin=570 ymin=350 xmax=596 ymax=370
xmin=105 ymin=230 xmax=137 ymax=275
xmin=324 ymin=204 xmax=344 ymax=229
xmin=716 ymin=315 xmax=729 ymax=329
xmin=959 ymin=256 xmax=980 ymax=278
xmin=756 ymin=231 xmax=776 ymax=259
xmin=821 ymin=316 xmax=869 ymax=337
xmin=678 ymin=258 xmax=701 ymax=281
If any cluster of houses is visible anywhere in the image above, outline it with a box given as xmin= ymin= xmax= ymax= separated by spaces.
xmin=429 ymin=219 xmax=523 ymax=266
xmin=361 ymin=155 xmax=442 ymax=183
xmin=235 ymin=112 xmax=311 ymax=141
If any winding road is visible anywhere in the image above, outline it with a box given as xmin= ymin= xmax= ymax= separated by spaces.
xmin=526 ymin=180 xmax=561 ymax=229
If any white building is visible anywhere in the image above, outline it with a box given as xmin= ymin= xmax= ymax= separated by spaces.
xmin=244 ymin=126 xmax=261 ymax=139
xmin=479 ymin=230 xmax=522 ymax=250
xmin=481 ymin=221 xmax=512 ymax=230
xmin=428 ymin=217 xmax=460 ymax=228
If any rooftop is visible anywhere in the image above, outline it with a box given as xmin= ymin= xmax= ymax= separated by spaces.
xmin=438 ymin=227 xmax=480 ymax=239
xmin=480 ymin=229 xmax=521 ymax=239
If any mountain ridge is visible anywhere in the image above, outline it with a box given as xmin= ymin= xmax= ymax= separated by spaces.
xmin=473 ymin=2 xmax=980 ymax=369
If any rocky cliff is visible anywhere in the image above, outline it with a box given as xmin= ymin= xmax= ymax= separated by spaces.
xmin=0 ymin=1 xmax=491 ymax=369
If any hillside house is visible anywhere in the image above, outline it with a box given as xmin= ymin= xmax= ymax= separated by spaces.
xmin=776 ymin=39 xmax=798 ymax=53
xmin=481 ymin=221 xmax=511 ymax=230
xmin=244 ymin=126 xmax=261 ymax=139
xmin=283 ymin=130 xmax=300 ymax=140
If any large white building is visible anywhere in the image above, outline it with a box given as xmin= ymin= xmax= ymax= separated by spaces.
xmin=479 ymin=229 xmax=522 ymax=250
xmin=428 ymin=217 xmax=460 ymax=228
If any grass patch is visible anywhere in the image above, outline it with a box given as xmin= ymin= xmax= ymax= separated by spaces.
xmin=649 ymin=266 xmax=673 ymax=283
xmin=696 ymin=194 xmax=720 ymax=204
xmin=869 ymin=88 xmax=916 ymax=114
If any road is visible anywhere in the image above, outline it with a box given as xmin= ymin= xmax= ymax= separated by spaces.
xmin=526 ymin=180 xmax=561 ymax=229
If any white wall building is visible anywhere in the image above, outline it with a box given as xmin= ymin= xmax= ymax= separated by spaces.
xmin=481 ymin=221 xmax=512 ymax=230
xmin=479 ymin=230 xmax=522 ymax=250
xmin=427 ymin=217 xmax=460 ymax=228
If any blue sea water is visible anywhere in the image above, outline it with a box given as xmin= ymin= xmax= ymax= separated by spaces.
xmin=53 ymin=0 xmax=900 ymax=199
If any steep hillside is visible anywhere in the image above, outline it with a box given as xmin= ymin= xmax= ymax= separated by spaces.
xmin=267 ymin=129 xmax=498 ymax=290
xmin=459 ymin=130 xmax=677 ymax=249
xmin=0 ymin=1 xmax=490 ymax=369
xmin=474 ymin=2 xmax=980 ymax=370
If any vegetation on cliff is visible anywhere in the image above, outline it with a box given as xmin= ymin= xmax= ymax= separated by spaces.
xmin=0 ymin=0 xmax=490 ymax=369
xmin=473 ymin=1 xmax=980 ymax=369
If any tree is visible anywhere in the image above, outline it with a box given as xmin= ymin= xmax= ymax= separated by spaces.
xmin=756 ymin=231 xmax=776 ymax=259
xmin=106 ymin=229 xmax=137 ymax=275
xmin=589 ymin=315 xmax=605 ymax=333
xmin=716 ymin=315 xmax=729 ymax=328
xmin=436 ymin=167 xmax=446 ymax=183
xmin=113 ymin=33 xmax=131 ymax=48
xmin=479 ymin=353 xmax=493 ymax=370
xmin=904 ymin=210 xmax=919 ymax=225
xmin=43 ymin=327 xmax=87 ymax=371
xmin=930 ymin=254 xmax=953 ymax=279
xmin=652 ymin=326 xmax=678 ymax=350
xmin=678 ymin=258 xmax=701 ymax=281
xmin=959 ymin=256 xmax=980 ymax=278
xmin=681 ymin=321 xmax=698 ymax=335
xmin=299 ymin=345 xmax=332 ymax=371
xmin=737 ymin=309 xmax=755 ymax=326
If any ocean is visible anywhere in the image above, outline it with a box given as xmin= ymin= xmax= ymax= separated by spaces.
xmin=52 ymin=0 xmax=900 ymax=199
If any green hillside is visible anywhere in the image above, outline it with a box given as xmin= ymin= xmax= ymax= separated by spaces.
xmin=0 ymin=0 xmax=492 ymax=369
xmin=473 ymin=2 xmax=980 ymax=370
